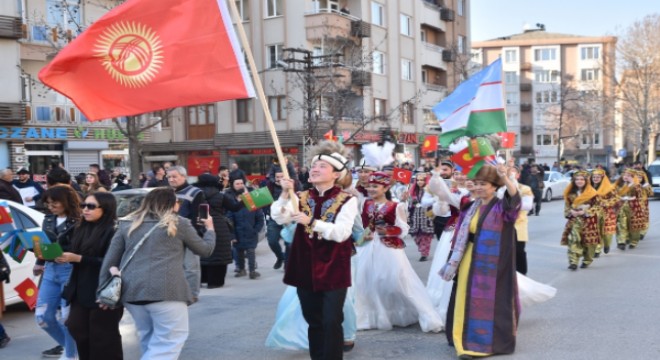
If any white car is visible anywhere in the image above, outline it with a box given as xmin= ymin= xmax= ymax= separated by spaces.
xmin=2 ymin=201 xmax=45 ymax=306
xmin=543 ymin=171 xmax=570 ymax=202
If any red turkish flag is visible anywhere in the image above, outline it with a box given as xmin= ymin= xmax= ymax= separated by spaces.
xmin=38 ymin=0 xmax=255 ymax=121
xmin=14 ymin=278 xmax=39 ymax=310
xmin=499 ymin=132 xmax=516 ymax=149
xmin=421 ymin=135 xmax=438 ymax=155
xmin=392 ymin=167 xmax=413 ymax=184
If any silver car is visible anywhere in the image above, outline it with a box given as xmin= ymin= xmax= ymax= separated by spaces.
xmin=543 ymin=171 xmax=570 ymax=202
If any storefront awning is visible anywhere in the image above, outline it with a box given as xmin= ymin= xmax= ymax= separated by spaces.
xmin=144 ymin=155 xmax=179 ymax=162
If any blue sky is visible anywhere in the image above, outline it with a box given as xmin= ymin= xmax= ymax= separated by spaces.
xmin=471 ymin=0 xmax=660 ymax=41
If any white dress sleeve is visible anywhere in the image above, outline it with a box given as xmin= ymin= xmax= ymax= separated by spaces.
xmin=313 ymin=197 xmax=359 ymax=243
xmin=394 ymin=202 xmax=410 ymax=238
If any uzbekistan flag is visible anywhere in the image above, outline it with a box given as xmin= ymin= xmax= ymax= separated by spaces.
xmin=433 ymin=58 xmax=506 ymax=147
xmin=38 ymin=0 xmax=255 ymax=121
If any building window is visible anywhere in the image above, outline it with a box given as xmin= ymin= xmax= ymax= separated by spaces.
xmin=371 ymin=1 xmax=384 ymax=27
xmin=266 ymin=0 xmax=283 ymax=17
xmin=401 ymin=59 xmax=413 ymax=81
xmin=268 ymin=95 xmax=287 ymax=121
xmin=504 ymin=49 xmax=517 ymax=63
xmin=536 ymin=134 xmax=558 ymax=146
xmin=36 ymin=106 xmax=51 ymax=122
xmin=581 ymin=46 xmax=600 ymax=60
xmin=400 ymin=14 xmax=412 ymax=36
xmin=235 ymin=0 xmax=250 ymax=21
xmin=46 ymin=0 xmax=81 ymax=37
xmin=374 ymin=98 xmax=386 ymax=119
xmin=457 ymin=0 xmax=465 ymax=16
xmin=401 ymin=102 xmax=414 ymax=125
xmin=420 ymin=29 xmax=427 ymax=42
xmin=152 ymin=109 xmax=172 ymax=128
xmin=236 ymin=99 xmax=253 ymax=123
xmin=421 ymin=69 xmax=428 ymax=83
xmin=534 ymin=48 xmax=557 ymax=61
xmin=267 ymin=44 xmax=283 ymax=69
xmin=373 ymin=51 xmax=385 ymax=74
xmin=506 ymin=92 xmax=518 ymax=105
xmin=457 ymin=36 xmax=466 ymax=54
xmin=187 ymin=104 xmax=216 ymax=125
xmin=504 ymin=71 xmax=518 ymax=84
xmin=581 ymin=68 xmax=600 ymax=81
xmin=594 ymin=132 xmax=600 ymax=145
xmin=534 ymin=70 xmax=559 ymax=83
xmin=535 ymin=90 xmax=558 ymax=103
xmin=31 ymin=25 xmax=48 ymax=42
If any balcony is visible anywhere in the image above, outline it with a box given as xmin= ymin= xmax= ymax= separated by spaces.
xmin=520 ymin=83 xmax=532 ymax=92
xmin=520 ymin=125 xmax=533 ymax=134
xmin=0 ymin=15 xmax=22 ymax=39
xmin=520 ymin=103 xmax=532 ymax=112
xmin=520 ymin=146 xmax=534 ymax=155
xmin=440 ymin=9 xmax=455 ymax=22
xmin=351 ymin=70 xmax=371 ymax=87
xmin=305 ymin=9 xmax=368 ymax=42
xmin=421 ymin=43 xmax=444 ymax=68
xmin=442 ymin=50 xmax=456 ymax=62
xmin=424 ymin=82 xmax=447 ymax=94
xmin=520 ymin=62 xmax=532 ymax=71
xmin=0 ymin=103 xmax=27 ymax=125
xmin=350 ymin=20 xmax=371 ymax=38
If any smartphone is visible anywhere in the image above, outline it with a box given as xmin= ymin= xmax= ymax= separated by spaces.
xmin=198 ymin=204 xmax=210 ymax=220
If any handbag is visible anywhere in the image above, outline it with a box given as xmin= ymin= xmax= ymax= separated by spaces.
xmin=97 ymin=223 xmax=160 ymax=307
xmin=0 ymin=251 xmax=10 ymax=284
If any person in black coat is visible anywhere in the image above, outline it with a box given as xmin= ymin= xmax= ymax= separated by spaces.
xmin=59 ymin=192 xmax=123 ymax=360
xmin=226 ymin=178 xmax=265 ymax=279
xmin=195 ymin=174 xmax=243 ymax=288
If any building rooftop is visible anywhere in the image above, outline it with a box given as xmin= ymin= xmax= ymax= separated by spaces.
xmin=473 ymin=29 xmax=616 ymax=47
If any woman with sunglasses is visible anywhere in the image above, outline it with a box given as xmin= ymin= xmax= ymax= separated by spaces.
xmin=99 ymin=187 xmax=215 ymax=359
xmin=57 ymin=193 xmax=123 ymax=360
xmin=34 ymin=185 xmax=81 ymax=360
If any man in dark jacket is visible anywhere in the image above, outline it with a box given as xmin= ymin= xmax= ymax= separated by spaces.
xmin=168 ymin=166 xmax=206 ymax=302
xmin=0 ymin=168 xmax=21 ymax=204
xmin=226 ymin=177 xmax=264 ymax=279
xmin=147 ymin=166 xmax=169 ymax=187
xmin=527 ymin=164 xmax=545 ymax=216
xmin=12 ymin=168 xmax=44 ymax=208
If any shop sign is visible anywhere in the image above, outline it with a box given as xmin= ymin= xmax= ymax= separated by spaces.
xmin=350 ymin=131 xmax=420 ymax=144
xmin=0 ymin=126 xmax=139 ymax=141
xmin=228 ymin=147 xmax=299 ymax=156
xmin=187 ymin=151 xmax=220 ymax=177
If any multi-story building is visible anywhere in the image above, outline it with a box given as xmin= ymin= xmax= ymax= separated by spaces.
xmin=1 ymin=0 xmax=132 ymax=177
xmin=142 ymin=0 xmax=470 ymax=178
xmin=472 ymin=26 xmax=616 ymax=167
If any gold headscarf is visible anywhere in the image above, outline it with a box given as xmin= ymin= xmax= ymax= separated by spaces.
xmin=616 ymin=168 xmax=640 ymax=196
xmin=564 ymin=170 xmax=598 ymax=206
xmin=591 ymin=169 xmax=615 ymax=196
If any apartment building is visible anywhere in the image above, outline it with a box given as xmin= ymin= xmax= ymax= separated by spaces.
xmin=141 ymin=0 xmax=470 ymax=177
xmin=1 ymin=0 xmax=133 ymax=176
xmin=472 ymin=26 xmax=616 ymax=166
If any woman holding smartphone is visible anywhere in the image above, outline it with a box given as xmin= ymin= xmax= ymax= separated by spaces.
xmin=196 ymin=174 xmax=243 ymax=288
xmin=59 ymin=193 xmax=123 ymax=360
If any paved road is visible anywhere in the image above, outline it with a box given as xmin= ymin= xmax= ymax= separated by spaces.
xmin=2 ymin=199 xmax=660 ymax=359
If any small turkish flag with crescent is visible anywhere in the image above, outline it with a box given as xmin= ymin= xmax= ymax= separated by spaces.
xmin=324 ymin=130 xmax=334 ymax=141
xmin=499 ymin=132 xmax=516 ymax=149
xmin=421 ymin=135 xmax=438 ymax=155
xmin=38 ymin=0 xmax=255 ymax=121
xmin=14 ymin=278 xmax=39 ymax=310
xmin=392 ymin=168 xmax=413 ymax=184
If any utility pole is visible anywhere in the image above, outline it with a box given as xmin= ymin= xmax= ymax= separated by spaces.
xmin=281 ymin=47 xmax=343 ymax=141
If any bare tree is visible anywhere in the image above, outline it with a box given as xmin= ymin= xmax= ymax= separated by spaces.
xmin=615 ymin=14 xmax=660 ymax=165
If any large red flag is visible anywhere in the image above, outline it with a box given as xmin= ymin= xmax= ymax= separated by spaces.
xmin=38 ymin=0 xmax=255 ymax=121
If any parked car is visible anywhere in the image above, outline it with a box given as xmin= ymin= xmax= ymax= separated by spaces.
xmin=113 ymin=188 xmax=154 ymax=217
xmin=2 ymin=201 xmax=45 ymax=306
xmin=543 ymin=171 xmax=570 ymax=202
xmin=648 ymin=160 xmax=660 ymax=198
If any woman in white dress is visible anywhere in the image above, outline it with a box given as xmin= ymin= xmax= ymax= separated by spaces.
xmin=354 ymin=172 xmax=443 ymax=333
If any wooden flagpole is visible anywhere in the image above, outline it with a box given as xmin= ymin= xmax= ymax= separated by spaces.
xmin=227 ymin=0 xmax=298 ymax=208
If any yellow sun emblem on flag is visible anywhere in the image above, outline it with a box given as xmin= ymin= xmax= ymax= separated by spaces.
xmin=424 ymin=139 xmax=430 ymax=147
xmin=95 ymin=21 xmax=163 ymax=88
